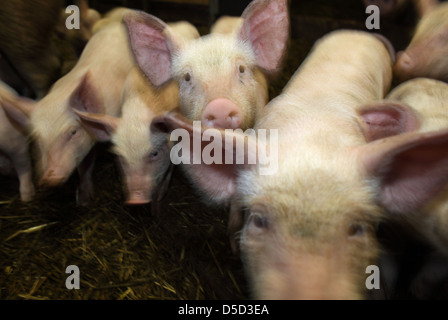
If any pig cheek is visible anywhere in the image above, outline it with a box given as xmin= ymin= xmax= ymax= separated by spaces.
xmin=44 ymin=131 xmax=91 ymax=181
xmin=179 ymin=83 xmax=204 ymax=121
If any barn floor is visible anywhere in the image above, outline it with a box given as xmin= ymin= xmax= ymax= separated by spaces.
xmin=1 ymin=0 xmax=446 ymax=300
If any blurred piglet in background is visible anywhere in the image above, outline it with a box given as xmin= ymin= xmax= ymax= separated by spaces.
xmin=124 ymin=0 xmax=289 ymax=130
xmin=1 ymin=21 xmax=135 ymax=205
xmin=393 ymin=0 xmax=448 ymax=82
xmin=74 ymin=21 xmax=200 ymax=205
xmin=359 ymin=78 xmax=448 ymax=298
xmin=0 ymin=82 xmax=35 ymax=202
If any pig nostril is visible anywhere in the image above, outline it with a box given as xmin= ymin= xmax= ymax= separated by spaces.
xmin=45 ymin=170 xmax=55 ymax=178
xmin=203 ymin=114 xmax=216 ymax=127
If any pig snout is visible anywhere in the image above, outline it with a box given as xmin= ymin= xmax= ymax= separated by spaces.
xmin=124 ymin=175 xmax=152 ymax=205
xmin=393 ymin=51 xmax=415 ymax=81
xmin=201 ymin=98 xmax=242 ymax=129
xmin=40 ymin=167 xmax=68 ymax=187
xmin=125 ymin=190 xmax=151 ymax=205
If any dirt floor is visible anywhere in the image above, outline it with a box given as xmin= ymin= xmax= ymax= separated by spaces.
xmin=1 ymin=0 xmax=446 ymax=300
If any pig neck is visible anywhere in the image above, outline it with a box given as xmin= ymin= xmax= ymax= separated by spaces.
xmin=259 ymin=32 xmax=391 ymax=153
xmin=247 ymin=32 xmax=392 ymax=205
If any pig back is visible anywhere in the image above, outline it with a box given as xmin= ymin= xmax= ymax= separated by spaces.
xmin=74 ymin=23 xmax=135 ymax=116
xmin=386 ymin=78 xmax=448 ymax=132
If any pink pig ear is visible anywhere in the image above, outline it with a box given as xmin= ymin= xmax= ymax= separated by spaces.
xmin=124 ymin=11 xmax=179 ymax=87
xmin=239 ymin=0 xmax=289 ymax=75
xmin=70 ymin=71 xmax=103 ymax=114
xmin=358 ymin=102 xmax=420 ymax=142
xmin=1 ymin=95 xmax=35 ymax=131
xmin=73 ymin=109 xmax=120 ymax=142
xmin=151 ymin=112 xmax=258 ymax=203
xmin=360 ymin=128 xmax=448 ymax=214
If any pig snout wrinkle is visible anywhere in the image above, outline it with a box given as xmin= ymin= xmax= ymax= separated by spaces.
xmin=40 ymin=169 xmax=66 ymax=187
xmin=201 ymin=98 xmax=242 ymax=129
xmin=126 ymin=190 xmax=151 ymax=205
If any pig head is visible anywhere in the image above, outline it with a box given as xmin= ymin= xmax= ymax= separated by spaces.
xmin=73 ymin=67 xmax=180 ymax=205
xmin=124 ymin=0 xmax=289 ymax=130
xmin=74 ymin=108 xmax=173 ymax=205
xmin=393 ymin=1 xmax=448 ymax=82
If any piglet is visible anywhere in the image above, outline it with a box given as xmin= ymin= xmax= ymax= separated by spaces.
xmin=360 ymin=77 xmax=448 ymax=298
xmin=2 ymin=22 xmax=135 ymax=205
xmin=124 ymin=0 xmax=289 ymax=130
xmin=0 ymin=82 xmax=35 ymax=202
xmin=393 ymin=1 xmax=448 ymax=82
xmin=74 ymin=21 xmax=199 ymax=205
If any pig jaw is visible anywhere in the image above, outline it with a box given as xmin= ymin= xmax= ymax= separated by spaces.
xmin=123 ymin=170 xmax=153 ymax=205
xmin=240 ymin=216 xmax=379 ymax=300
xmin=245 ymin=250 xmax=366 ymax=300
xmin=118 ymin=151 xmax=170 ymax=206
xmin=36 ymin=128 xmax=94 ymax=187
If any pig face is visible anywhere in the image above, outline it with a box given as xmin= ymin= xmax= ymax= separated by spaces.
xmin=154 ymin=112 xmax=448 ymax=299
xmin=234 ymin=161 xmax=381 ymax=299
xmin=114 ymin=119 xmax=171 ymax=205
xmin=173 ymin=35 xmax=267 ymax=130
xmin=31 ymin=109 xmax=93 ymax=186
xmin=74 ymin=108 xmax=172 ymax=205
xmin=2 ymin=72 xmax=102 ymax=186
xmin=393 ymin=3 xmax=448 ymax=82
xmin=124 ymin=0 xmax=289 ymax=130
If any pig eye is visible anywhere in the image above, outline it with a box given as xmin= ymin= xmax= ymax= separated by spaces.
xmin=71 ymin=129 xmax=77 ymax=135
xmin=247 ymin=212 xmax=269 ymax=233
xmin=184 ymin=73 xmax=191 ymax=82
xmin=149 ymin=148 xmax=163 ymax=161
xmin=347 ymin=222 xmax=367 ymax=238
xmin=239 ymin=65 xmax=245 ymax=74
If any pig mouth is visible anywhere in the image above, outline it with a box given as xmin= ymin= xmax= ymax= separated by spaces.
xmin=125 ymin=190 xmax=151 ymax=205
xmin=39 ymin=168 xmax=70 ymax=187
